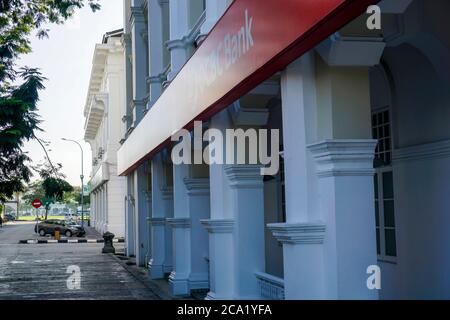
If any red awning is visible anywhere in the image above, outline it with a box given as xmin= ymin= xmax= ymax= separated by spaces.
xmin=117 ymin=0 xmax=379 ymax=176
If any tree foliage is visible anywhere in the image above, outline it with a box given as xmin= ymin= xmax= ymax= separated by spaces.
xmin=0 ymin=0 xmax=100 ymax=201
xmin=29 ymin=161 xmax=74 ymax=219
xmin=0 ymin=68 xmax=45 ymax=201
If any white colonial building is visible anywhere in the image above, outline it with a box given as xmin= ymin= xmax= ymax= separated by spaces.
xmin=83 ymin=30 xmax=127 ymax=237
xmin=115 ymin=0 xmax=450 ymax=300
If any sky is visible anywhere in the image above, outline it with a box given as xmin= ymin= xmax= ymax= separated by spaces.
xmin=20 ymin=0 xmax=123 ymax=187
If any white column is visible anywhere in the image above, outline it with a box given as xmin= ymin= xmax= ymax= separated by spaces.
xmin=185 ymin=179 xmax=210 ymax=292
xmin=147 ymin=0 xmax=165 ymax=107
xmin=169 ymin=165 xmax=210 ymax=296
xmin=202 ymin=110 xmax=265 ymax=300
xmin=134 ymin=164 xmax=149 ymax=267
xmin=96 ymin=191 xmax=100 ymax=231
xmin=104 ymin=184 xmax=108 ymax=232
xmin=149 ymin=153 xmax=173 ymax=278
xmin=308 ymin=140 xmax=378 ymax=299
xmin=200 ymin=0 xmax=230 ymax=35
xmin=130 ymin=2 xmax=147 ymax=125
xmin=269 ymin=51 xmax=380 ymax=299
xmin=168 ymin=164 xmax=191 ymax=295
xmin=145 ymin=183 xmax=152 ymax=266
xmin=90 ymin=193 xmax=94 ymax=227
xmin=267 ymin=53 xmax=327 ymax=299
xmin=227 ymin=165 xmax=265 ymax=299
xmin=202 ymin=110 xmax=235 ymax=300
xmin=122 ymin=33 xmax=133 ymax=133
xmin=162 ymin=186 xmax=173 ymax=273
xmin=125 ymin=175 xmax=136 ymax=257
xmin=99 ymin=187 xmax=103 ymax=233
xmin=166 ymin=0 xmax=191 ymax=81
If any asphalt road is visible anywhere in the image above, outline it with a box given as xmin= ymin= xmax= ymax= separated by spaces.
xmin=0 ymin=222 xmax=160 ymax=300
xmin=0 ymin=221 xmax=38 ymax=244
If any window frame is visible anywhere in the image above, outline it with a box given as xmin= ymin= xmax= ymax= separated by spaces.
xmin=372 ymin=107 xmax=398 ymax=263
xmin=374 ymin=167 xmax=397 ymax=263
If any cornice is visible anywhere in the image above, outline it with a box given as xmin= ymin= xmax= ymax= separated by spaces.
xmin=148 ymin=217 xmax=166 ymax=226
xmin=308 ymin=139 xmax=377 ymax=178
xmin=184 ymin=178 xmax=210 ymax=196
xmin=200 ymin=219 xmax=235 ymax=234
xmin=267 ymin=222 xmax=326 ymax=244
xmin=224 ymin=165 xmax=263 ymax=189
xmin=166 ymin=218 xmax=191 ymax=228
xmin=393 ymin=139 xmax=450 ymax=163
xmin=161 ymin=186 xmax=173 ymax=200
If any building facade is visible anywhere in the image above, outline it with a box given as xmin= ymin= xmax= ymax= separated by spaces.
xmin=84 ymin=30 xmax=127 ymax=237
xmin=116 ymin=0 xmax=450 ymax=299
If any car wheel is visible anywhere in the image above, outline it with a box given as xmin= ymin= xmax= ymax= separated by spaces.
xmin=39 ymin=229 xmax=46 ymax=236
xmin=65 ymin=230 xmax=72 ymax=237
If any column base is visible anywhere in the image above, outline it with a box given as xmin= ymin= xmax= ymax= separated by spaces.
xmin=148 ymin=261 xmax=164 ymax=279
xmin=189 ymin=273 xmax=209 ymax=291
xmin=205 ymin=292 xmax=234 ymax=300
xmin=163 ymin=264 xmax=173 ymax=274
xmin=169 ymin=272 xmax=190 ymax=296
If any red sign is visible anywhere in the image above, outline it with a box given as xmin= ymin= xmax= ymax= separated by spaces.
xmin=32 ymin=198 xmax=42 ymax=209
xmin=118 ymin=0 xmax=379 ymax=175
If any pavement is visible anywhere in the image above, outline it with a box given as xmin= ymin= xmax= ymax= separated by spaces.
xmin=0 ymin=222 xmax=163 ymax=300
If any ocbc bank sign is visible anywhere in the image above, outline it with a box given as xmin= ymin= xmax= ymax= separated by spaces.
xmin=118 ymin=0 xmax=380 ymax=176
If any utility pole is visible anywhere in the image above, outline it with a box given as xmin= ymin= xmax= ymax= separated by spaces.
xmin=61 ymin=138 xmax=85 ymax=227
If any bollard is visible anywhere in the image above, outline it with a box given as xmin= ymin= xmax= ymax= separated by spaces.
xmin=102 ymin=231 xmax=115 ymax=254
xmin=55 ymin=230 xmax=61 ymax=241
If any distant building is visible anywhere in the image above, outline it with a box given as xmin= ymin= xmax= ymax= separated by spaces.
xmin=83 ymin=29 xmax=126 ymax=237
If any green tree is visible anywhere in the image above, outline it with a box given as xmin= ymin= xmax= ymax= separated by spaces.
xmin=22 ymin=179 xmax=46 ymax=204
xmin=0 ymin=0 xmax=100 ymax=202
xmin=32 ymin=162 xmax=73 ymax=220
xmin=64 ymin=185 xmax=90 ymax=208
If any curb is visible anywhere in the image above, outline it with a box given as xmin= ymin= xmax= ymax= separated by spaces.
xmin=19 ymin=238 xmax=125 ymax=244
xmin=108 ymin=253 xmax=176 ymax=300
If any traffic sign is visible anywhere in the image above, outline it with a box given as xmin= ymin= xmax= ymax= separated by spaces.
xmin=31 ymin=198 xmax=42 ymax=209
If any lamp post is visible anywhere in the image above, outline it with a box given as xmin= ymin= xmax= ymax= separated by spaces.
xmin=62 ymin=138 xmax=85 ymax=227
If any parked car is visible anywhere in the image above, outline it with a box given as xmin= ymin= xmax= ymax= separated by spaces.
xmin=34 ymin=219 xmax=84 ymax=237
xmin=65 ymin=221 xmax=86 ymax=237
xmin=3 ymin=214 xmax=15 ymax=222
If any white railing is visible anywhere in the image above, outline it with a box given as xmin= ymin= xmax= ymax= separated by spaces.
xmin=255 ymin=272 xmax=285 ymax=300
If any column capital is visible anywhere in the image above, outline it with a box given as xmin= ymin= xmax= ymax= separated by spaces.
xmin=132 ymin=99 xmax=148 ymax=110
xmin=148 ymin=217 xmax=166 ymax=226
xmin=166 ymin=38 xmax=190 ymax=51
xmin=224 ymin=165 xmax=263 ymax=189
xmin=307 ymin=139 xmax=377 ymax=178
xmin=267 ymin=222 xmax=326 ymax=244
xmin=316 ymin=33 xmax=385 ymax=67
xmin=161 ymin=186 xmax=173 ymax=200
xmin=167 ymin=218 xmax=191 ymax=228
xmin=147 ymin=65 xmax=169 ymax=84
xmin=184 ymin=178 xmax=210 ymax=196
xmin=200 ymin=219 xmax=235 ymax=233
xmin=130 ymin=6 xmax=146 ymax=25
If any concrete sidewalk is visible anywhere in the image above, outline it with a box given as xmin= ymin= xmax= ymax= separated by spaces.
xmin=0 ymin=242 xmax=163 ymax=300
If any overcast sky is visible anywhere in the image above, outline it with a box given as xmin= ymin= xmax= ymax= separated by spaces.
xmin=20 ymin=0 xmax=123 ymax=187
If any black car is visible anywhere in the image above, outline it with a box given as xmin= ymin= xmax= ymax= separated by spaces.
xmin=66 ymin=221 xmax=86 ymax=237
xmin=3 ymin=214 xmax=15 ymax=222
xmin=34 ymin=219 xmax=85 ymax=237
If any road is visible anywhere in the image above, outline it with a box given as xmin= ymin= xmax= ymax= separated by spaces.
xmin=0 ymin=222 xmax=161 ymax=300
xmin=0 ymin=221 xmax=37 ymax=244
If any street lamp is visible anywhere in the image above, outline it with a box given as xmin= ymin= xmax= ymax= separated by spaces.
xmin=61 ymin=138 xmax=85 ymax=227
